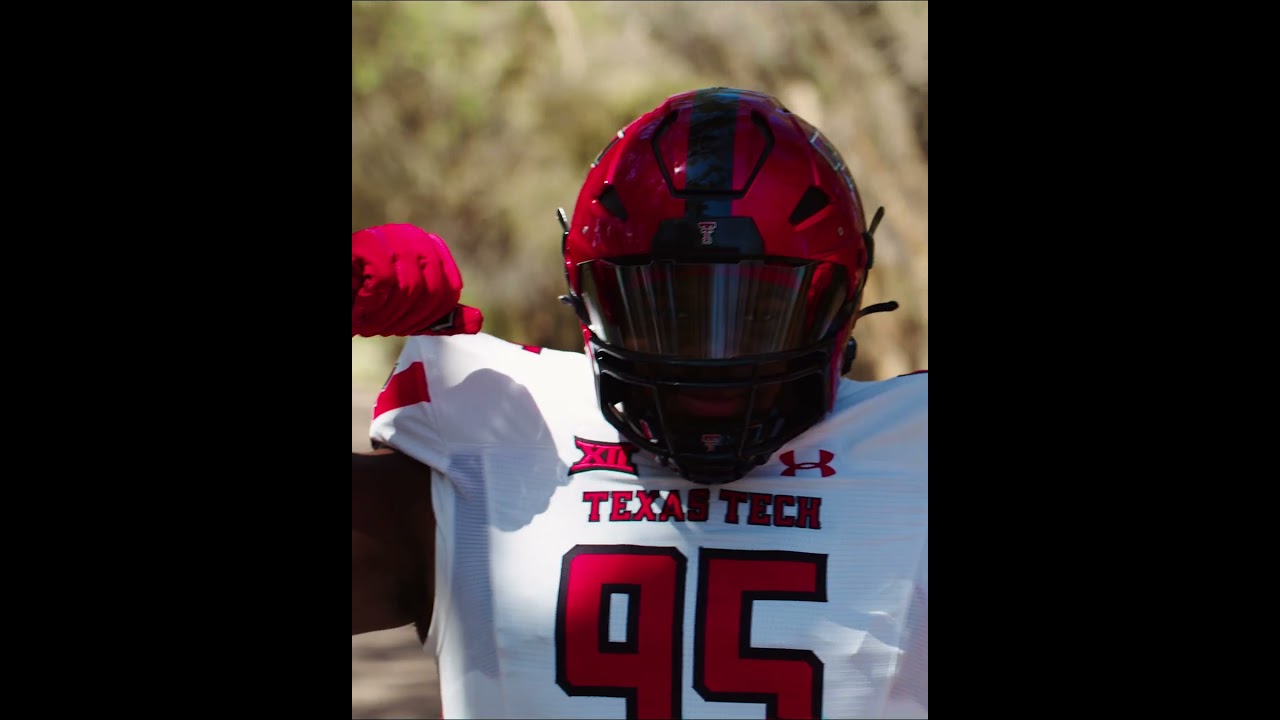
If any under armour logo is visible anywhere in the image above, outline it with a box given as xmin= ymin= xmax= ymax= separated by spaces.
xmin=569 ymin=437 xmax=638 ymax=476
xmin=779 ymin=449 xmax=836 ymax=477
xmin=698 ymin=221 xmax=718 ymax=245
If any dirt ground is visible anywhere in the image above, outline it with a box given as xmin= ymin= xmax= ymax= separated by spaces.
xmin=353 ymin=386 xmax=442 ymax=719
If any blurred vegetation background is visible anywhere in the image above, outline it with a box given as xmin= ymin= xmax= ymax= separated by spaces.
xmin=352 ymin=0 xmax=928 ymax=391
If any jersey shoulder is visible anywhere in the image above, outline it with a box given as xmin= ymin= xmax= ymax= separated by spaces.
xmin=793 ymin=370 xmax=927 ymax=464
xmin=391 ymin=331 xmax=586 ymax=390
xmin=834 ymin=367 xmax=927 ymax=410
xmin=369 ymin=333 xmax=597 ymax=468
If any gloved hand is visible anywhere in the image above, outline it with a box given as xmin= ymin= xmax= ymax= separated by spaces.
xmin=351 ymin=224 xmax=484 ymax=337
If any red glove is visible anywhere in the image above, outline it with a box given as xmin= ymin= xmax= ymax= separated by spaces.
xmin=351 ymin=224 xmax=484 ymax=337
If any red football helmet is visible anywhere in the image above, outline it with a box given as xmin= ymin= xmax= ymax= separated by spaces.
xmin=560 ymin=88 xmax=885 ymax=483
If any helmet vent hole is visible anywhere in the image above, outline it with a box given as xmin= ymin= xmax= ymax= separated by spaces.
xmin=788 ymin=186 xmax=830 ymax=225
xmin=598 ymin=186 xmax=629 ymax=221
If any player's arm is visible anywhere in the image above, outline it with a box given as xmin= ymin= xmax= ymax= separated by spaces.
xmin=351 ymin=223 xmax=474 ymax=635
xmin=351 ymin=448 xmax=435 ymax=635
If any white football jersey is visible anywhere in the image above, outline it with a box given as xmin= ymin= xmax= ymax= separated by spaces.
xmin=369 ymin=332 xmax=928 ymax=719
